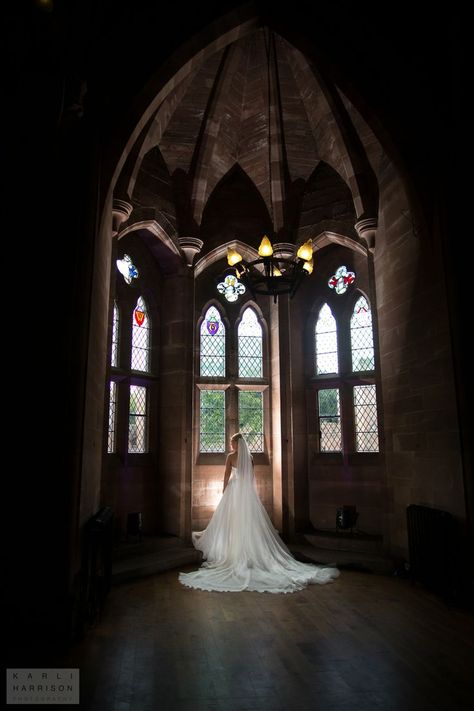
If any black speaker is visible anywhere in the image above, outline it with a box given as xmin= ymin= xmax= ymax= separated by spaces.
xmin=336 ymin=505 xmax=358 ymax=531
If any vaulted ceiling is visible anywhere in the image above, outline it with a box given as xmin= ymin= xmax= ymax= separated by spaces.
xmin=120 ymin=27 xmax=380 ymax=257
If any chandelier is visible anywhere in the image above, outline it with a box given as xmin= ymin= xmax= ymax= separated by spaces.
xmin=219 ymin=237 xmax=314 ymax=303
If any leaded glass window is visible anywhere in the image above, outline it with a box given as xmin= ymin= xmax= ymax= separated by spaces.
xmin=131 ymin=296 xmax=151 ymax=372
xmin=354 ymin=385 xmax=379 ymax=452
xmin=238 ymin=307 xmax=263 ymax=378
xmin=351 ymin=296 xmax=375 ymax=372
xmin=239 ymin=391 xmax=264 ymax=452
xmin=200 ymin=306 xmax=226 ymax=377
xmin=111 ymin=301 xmax=119 ymax=367
xmin=315 ymin=304 xmax=338 ymax=374
xmin=128 ymin=385 xmax=148 ymax=453
xmin=200 ymin=390 xmax=225 ymax=452
xmin=107 ymin=381 xmax=117 ymax=453
xmin=318 ymin=389 xmax=342 ymax=452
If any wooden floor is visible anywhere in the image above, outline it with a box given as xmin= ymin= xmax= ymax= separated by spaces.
xmin=59 ymin=566 xmax=474 ymax=710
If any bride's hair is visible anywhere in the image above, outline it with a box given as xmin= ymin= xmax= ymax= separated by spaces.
xmin=231 ymin=432 xmax=243 ymax=442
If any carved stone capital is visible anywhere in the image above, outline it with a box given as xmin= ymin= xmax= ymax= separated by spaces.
xmin=112 ymin=199 xmax=133 ymax=236
xmin=355 ymin=217 xmax=377 ymax=251
xmin=178 ymin=237 xmax=204 ymax=267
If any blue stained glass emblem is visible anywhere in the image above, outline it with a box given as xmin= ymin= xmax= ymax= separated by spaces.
xmin=116 ymin=254 xmax=139 ymax=284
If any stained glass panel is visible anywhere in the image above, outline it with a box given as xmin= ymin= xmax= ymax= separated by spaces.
xmin=318 ymin=389 xmax=342 ymax=452
xmin=351 ymin=296 xmax=375 ymax=371
xmin=107 ymin=381 xmax=117 ymax=453
xmin=131 ymin=296 xmax=151 ymax=372
xmin=111 ymin=301 xmax=119 ymax=367
xmin=238 ymin=307 xmax=263 ymax=378
xmin=128 ymin=385 xmax=148 ymax=453
xmin=354 ymin=384 xmax=379 ymax=452
xmin=200 ymin=390 xmax=225 ymax=452
xmin=315 ymin=304 xmax=338 ymax=374
xmin=239 ymin=391 xmax=264 ymax=452
xmin=200 ymin=306 xmax=226 ymax=377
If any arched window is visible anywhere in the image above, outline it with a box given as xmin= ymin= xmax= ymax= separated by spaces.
xmin=351 ymin=295 xmax=375 ymax=372
xmin=238 ymin=307 xmax=263 ymax=378
xmin=131 ymin=296 xmax=151 ymax=372
xmin=200 ymin=306 xmax=226 ymax=377
xmin=315 ymin=303 xmax=338 ymax=374
xmin=111 ymin=301 xmax=120 ymax=367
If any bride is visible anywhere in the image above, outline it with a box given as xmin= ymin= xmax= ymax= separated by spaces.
xmin=179 ymin=433 xmax=340 ymax=593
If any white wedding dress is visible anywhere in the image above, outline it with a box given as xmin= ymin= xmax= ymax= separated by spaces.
xmin=179 ymin=438 xmax=340 ymax=594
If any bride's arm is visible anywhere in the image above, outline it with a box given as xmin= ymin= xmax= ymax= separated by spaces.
xmin=223 ymin=454 xmax=232 ymax=491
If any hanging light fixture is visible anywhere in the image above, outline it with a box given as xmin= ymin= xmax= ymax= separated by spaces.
xmin=221 ymin=238 xmax=314 ymax=303
xmin=216 ymin=30 xmax=315 ymax=303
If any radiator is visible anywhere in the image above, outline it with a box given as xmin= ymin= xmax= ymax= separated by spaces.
xmin=406 ymin=504 xmax=455 ymax=596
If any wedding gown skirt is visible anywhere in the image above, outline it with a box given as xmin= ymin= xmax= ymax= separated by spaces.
xmin=179 ymin=468 xmax=340 ymax=593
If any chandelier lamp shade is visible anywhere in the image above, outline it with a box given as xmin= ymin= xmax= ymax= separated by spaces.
xmin=222 ymin=237 xmax=314 ymax=302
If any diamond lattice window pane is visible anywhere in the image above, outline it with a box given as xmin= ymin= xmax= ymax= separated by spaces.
xmin=131 ymin=296 xmax=151 ymax=372
xmin=128 ymin=385 xmax=148 ymax=453
xmin=200 ymin=306 xmax=226 ymax=377
xmin=239 ymin=390 xmax=264 ymax=452
xmin=315 ymin=304 xmax=338 ymax=374
xmin=200 ymin=390 xmax=225 ymax=452
xmin=238 ymin=307 xmax=263 ymax=378
xmin=351 ymin=296 xmax=375 ymax=371
xmin=318 ymin=389 xmax=342 ymax=452
xmin=108 ymin=381 xmax=117 ymax=453
xmin=354 ymin=384 xmax=379 ymax=452
xmin=111 ymin=301 xmax=119 ymax=367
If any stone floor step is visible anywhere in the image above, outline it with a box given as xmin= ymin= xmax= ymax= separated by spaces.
xmin=289 ymin=542 xmax=396 ymax=575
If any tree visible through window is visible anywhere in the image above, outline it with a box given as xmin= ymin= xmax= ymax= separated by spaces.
xmin=108 ymin=381 xmax=117 ymax=453
xmin=239 ymin=391 xmax=264 ymax=452
xmin=128 ymin=385 xmax=148 ymax=453
xmin=315 ymin=304 xmax=338 ymax=374
xmin=200 ymin=306 xmax=226 ymax=377
xmin=200 ymin=390 xmax=225 ymax=452
xmin=318 ymin=389 xmax=342 ymax=452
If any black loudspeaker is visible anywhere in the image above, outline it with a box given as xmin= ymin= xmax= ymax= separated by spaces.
xmin=336 ymin=505 xmax=358 ymax=532
xmin=127 ymin=512 xmax=143 ymax=539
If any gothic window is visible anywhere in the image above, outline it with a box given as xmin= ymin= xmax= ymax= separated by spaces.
xmin=199 ymin=390 xmax=226 ymax=453
xmin=351 ymin=295 xmax=375 ymax=371
xmin=238 ymin=307 xmax=263 ymax=378
xmin=318 ymin=389 xmax=342 ymax=452
xmin=239 ymin=391 xmax=264 ymax=452
xmin=128 ymin=385 xmax=148 ymax=453
xmin=107 ymin=381 xmax=117 ymax=453
xmin=111 ymin=301 xmax=119 ymax=367
xmin=354 ymin=384 xmax=379 ymax=452
xmin=315 ymin=304 xmax=338 ymax=374
xmin=311 ymin=289 xmax=381 ymax=456
xmin=200 ymin=306 xmax=226 ymax=377
xmin=197 ymin=302 xmax=268 ymax=456
xmin=131 ymin=296 xmax=151 ymax=372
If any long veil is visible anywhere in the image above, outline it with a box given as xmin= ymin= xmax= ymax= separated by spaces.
xmin=179 ymin=436 xmax=340 ymax=593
